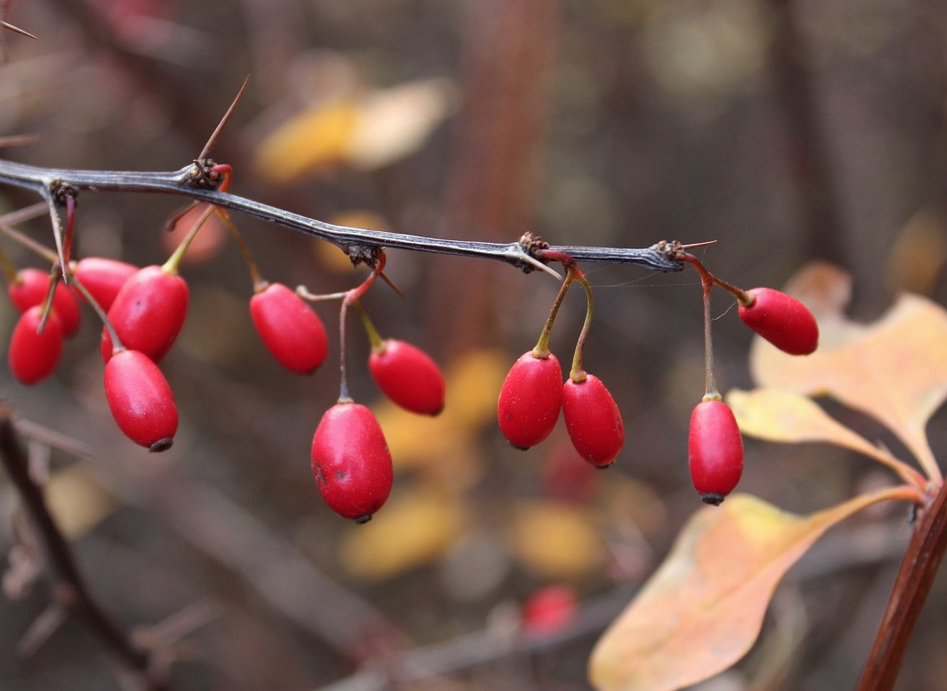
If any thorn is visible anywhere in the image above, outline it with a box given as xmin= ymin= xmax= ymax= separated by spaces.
xmin=679 ymin=240 xmax=717 ymax=250
xmin=197 ymin=75 xmax=250 ymax=161
xmin=379 ymin=271 xmax=405 ymax=298
xmin=1 ymin=22 xmax=37 ymax=40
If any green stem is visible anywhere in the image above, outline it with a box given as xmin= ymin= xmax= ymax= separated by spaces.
xmin=353 ymin=300 xmax=386 ymax=353
xmin=569 ymin=268 xmax=594 ymax=382
xmin=213 ymin=206 xmax=266 ymax=291
xmin=161 ymin=203 xmax=216 ymax=276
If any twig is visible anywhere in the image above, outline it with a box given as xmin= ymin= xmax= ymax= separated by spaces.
xmin=0 ymin=159 xmax=683 ymax=273
xmin=0 ymin=403 xmax=165 ymax=689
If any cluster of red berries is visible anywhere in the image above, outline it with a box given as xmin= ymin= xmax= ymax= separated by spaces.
xmin=497 ymin=253 xmax=625 ymax=469
xmin=493 ymin=243 xmax=820 ymax=507
xmin=678 ymin=247 xmax=819 ymax=504
xmin=5 ymin=256 xmax=185 ymax=452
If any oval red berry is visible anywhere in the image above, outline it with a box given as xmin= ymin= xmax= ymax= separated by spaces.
xmin=72 ymin=257 xmax=138 ymax=311
xmin=249 ymin=283 xmax=328 ymax=374
xmin=738 ymin=287 xmax=818 ymax=356
xmin=8 ymin=268 xmax=81 ymax=337
xmin=103 ymin=349 xmax=178 ymax=451
xmin=101 ymin=265 xmax=188 ymax=362
xmin=311 ymin=402 xmax=393 ymax=523
xmin=688 ymin=400 xmax=744 ymax=505
xmin=497 ymin=351 xmax=562 ymax=450
xmin=8 ymin=306 xmax=63 ymax=384
xmin=561 ymin=374 xmax=624 ymax=467
xmin=369 ymin=339 xmax=445 ymax=416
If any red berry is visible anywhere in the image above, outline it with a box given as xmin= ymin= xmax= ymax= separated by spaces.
xmin=311 ymin=402 xmax=393 ymax=523
xmin=521 ymin=584 xmax=578 ymax=637
xmin=369 ymin=339 xmax=445 ymax=415
xmin=8 ymin=268 xmax=81 ymax=337
xmin=561 ymin=374 xmax=624 ymax=467
xmin=688 ymin=400 xmax=744 ymax=505
xmin=103 ymin=349 xmax=178 ymax=452
xmin=72 ymin=257 xmax=138 ymax=311
xmin=8 ymin=306 xmax=63 ymax=384
xmin=100 ymin=265 xmax=188 ymax=362
xmin=249 ymin=283 xmax=328 ymax=374
xmin=737 ymin=287 xmax=819 ymax=356
xmin=497 ymin=351 xmax=563 ymax=450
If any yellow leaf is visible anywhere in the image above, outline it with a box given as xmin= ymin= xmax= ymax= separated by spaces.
xmin=589 ymin=488 xmax=911 ymax=691
xmin=338 ymin=486 xmax=465 ymax=580
xmin=255 ymin=100 xmax=359 ymax=183
xmin=726 ymin=388 xmax=883 ymax=458
xmin=254 ymin=78 xmax=455 ymax=183
xmin=508 ymin=500 xmax=606 ymax=581
xmin=750 ymin=263 xmax=947 ymax=479
xmin=45 ymin=466 xmax=117 ymax=539
xmin=346 ymin=78 xmax=456 ymax=171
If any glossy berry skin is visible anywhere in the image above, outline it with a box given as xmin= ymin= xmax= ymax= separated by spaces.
xmin=369 ymin=339 xmax=445 ymax=415
xmin=100 ymin=265 xmax=188 ymax=362
xmin=561 ymin=374 xmax=624 ymax=467
xmin=311 ymin=403 xmax=393 ymax=523
xmin=688 ymin=400 xmax=744 ymax=505
xmin=104 ymin=349 xmax=178 ymax=452
xmin=249 ymin=283 xmax=328 ymax=374
xmin=8 ymin=306 xmax=63 ymax=384
xmin=497 ymin=351 xmax=562 ymax=450
xmin=72 ymin=257 xmax=138 ymax=311
xmin=738 ymin=287 xmax=818 ymax=356
xmin=8 ymin=268 xmax=81 ymax=337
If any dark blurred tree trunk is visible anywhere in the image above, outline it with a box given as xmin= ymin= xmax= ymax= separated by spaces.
xmin=429 ymin=0 xmax=560 ymax=355
xmin=767 ymin=0 xmax=845 ymax=266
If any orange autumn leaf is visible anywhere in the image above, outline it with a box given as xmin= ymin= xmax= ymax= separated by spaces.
xmin=588 ymin=488 xmax=913 ymax=691
xmin=749 ymin=264 xmax=947 ymax=482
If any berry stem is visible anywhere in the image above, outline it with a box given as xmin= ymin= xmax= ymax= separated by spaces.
xmin=569 ymin=268 xmax=594 ymax=383
xmin=337 ymin=252 xmax=388 ymax=403
xmin=68 ymin=270 xmax=125 ymax=353
xmin=162 ymin=203 xmax=217 ymax=277
xmin=353 ymin=300 xmax=386 ymax=353
xmin=699 ymin=268 xmax=719 ymax=399
xmin=213 ymin=206 xmax=266 ymax=291
xmin=532 ymin=249 xmax=579 ymax=358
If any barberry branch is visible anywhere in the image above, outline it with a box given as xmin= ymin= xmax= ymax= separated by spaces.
xmin=0 ymin=159 xmax=683 ymax=273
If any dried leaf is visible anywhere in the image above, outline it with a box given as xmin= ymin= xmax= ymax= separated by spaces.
xmin=589 ymin=488 xmax=910 ymax=691
xmin=726 ymin=388 xmax=882 ymax=457
xmin=508 ymin=499 xmax=606 ymax=581
xmin=255 ymin=78 xmax=455 ymax=183
xmin=44 ymin=466 xmax=117 ymax=539
xmin=750 ymin=264 xmax=947 ymax=478
xmin=338 ymin=486 xmax=465 ymax=580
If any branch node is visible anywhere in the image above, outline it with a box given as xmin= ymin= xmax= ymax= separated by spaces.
xmin=184 ymin=158 xmax=225 ymax=190
xmin=49 ymin=180 xmax=77 ymax=207
xmin=347 ymin=244 xmax=382 ymax=268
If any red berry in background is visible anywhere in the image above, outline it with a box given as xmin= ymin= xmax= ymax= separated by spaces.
xmin=104 ymin=349 xmax=178 ymax=452
xmin=521 ymin=584 xmax=578 ymax=637
xmin=249 ymin=282 xmax=328 ymax=374
xmin=8 ymin=268 xmax=81 ymax=337
xmin=737 ymin=287 xmax=819 ymax=356
xmin=497 ymin=351 xmax=563 ymax=450
xmin=72 ymin=257 xmax=138 ymax=311
xmin=8 ymin=306 xmax=63 ymax=384
xmin=311 ymin=402 xmax=393 ymax=523
xmin=561 ymin=374 xmax=624 ymax=468
xmin=540 ymin=440 xmax=600 ymax=505
xmin=100 ymin=265 xmax=188 ymax=362
xmin=369 ymin=339 xmax=445 ymax=415
xmin=688 ymin=399 xmax=744 ymax=505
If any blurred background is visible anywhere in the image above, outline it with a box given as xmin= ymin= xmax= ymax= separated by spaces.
xmin=1 ymin=0 xmax=947 ymax=689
